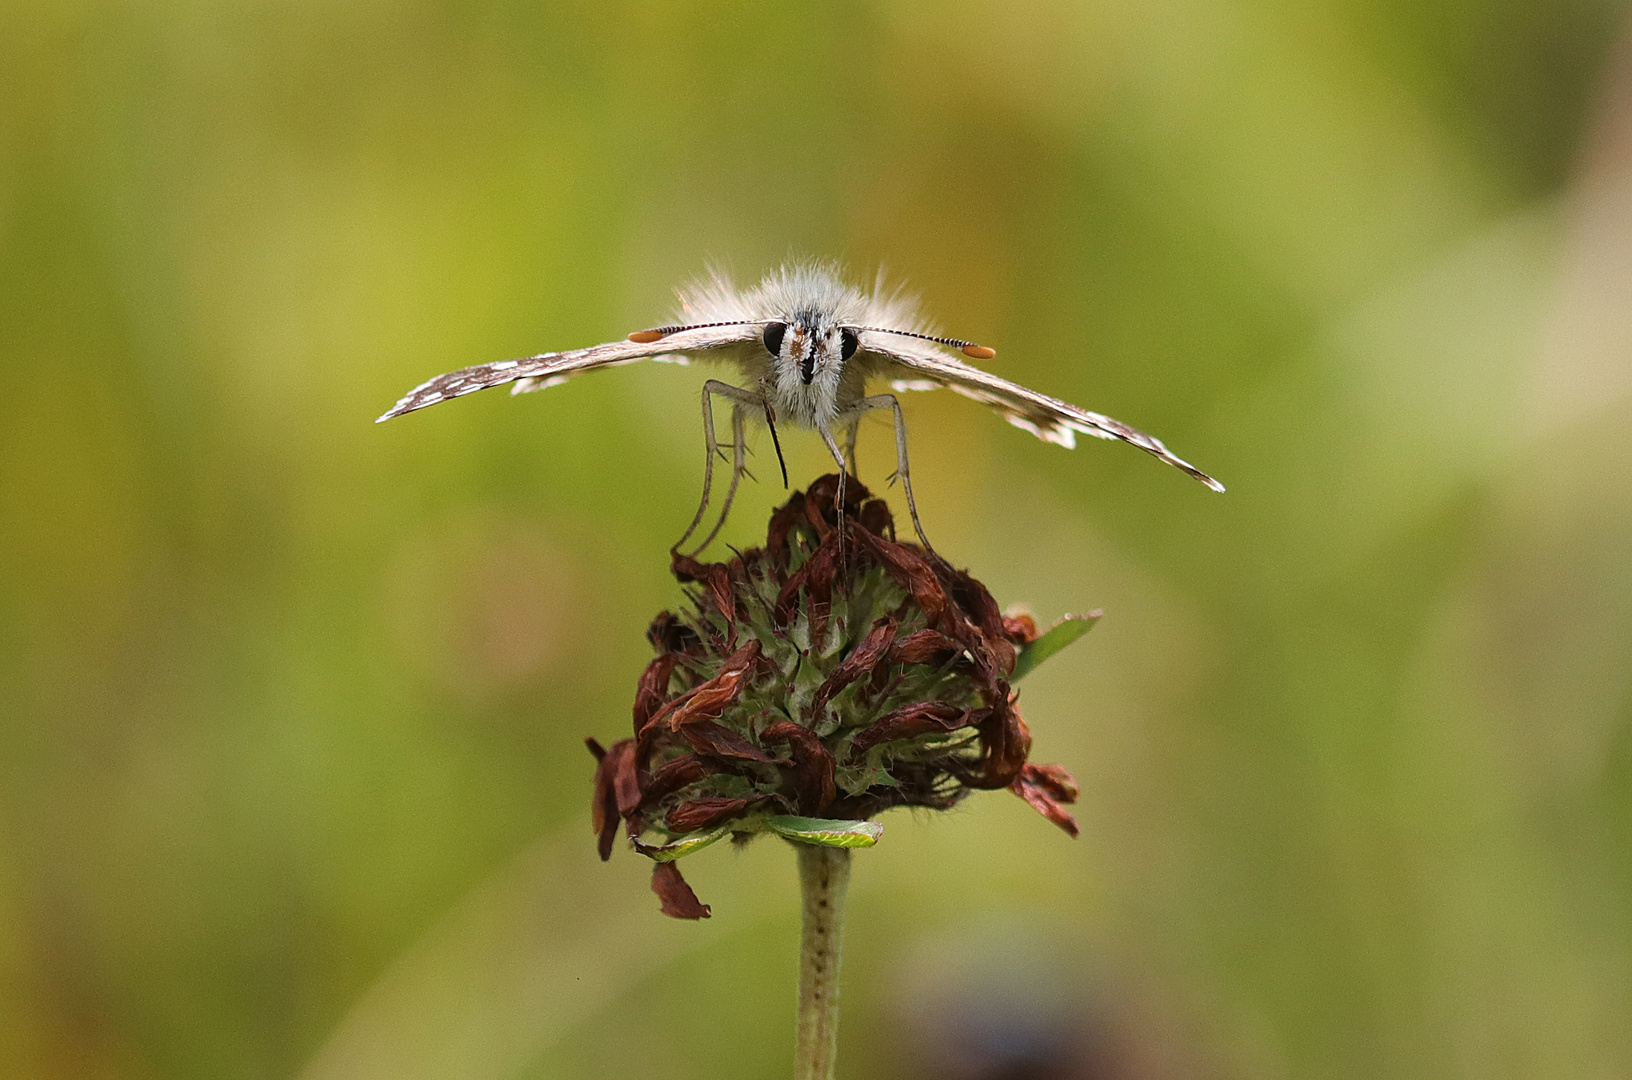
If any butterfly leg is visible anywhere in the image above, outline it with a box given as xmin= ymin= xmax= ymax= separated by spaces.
xmin=843 ymin=417 xmax=861 ymax=476
xmin=688 ymin=402 xmax=749 ymax=555
xmin=818 ymin=424 xmax=851 ymax=560
xmin=851 ymin=394 xmax=939 ymax=559
xmin=673 ymin=379 xmax=764 ymax=556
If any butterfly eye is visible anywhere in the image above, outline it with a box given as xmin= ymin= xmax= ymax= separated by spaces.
xmin=762 ymin=322 xmax=787 ymax=356
xmin=840 ymin=328 xmax=859 ymax=361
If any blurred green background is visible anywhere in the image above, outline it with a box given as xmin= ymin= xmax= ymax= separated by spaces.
xmin=5 ymin=1 xmax=1632 ymax=1077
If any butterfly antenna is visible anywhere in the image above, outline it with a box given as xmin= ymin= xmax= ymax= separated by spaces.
xmin=848 ymin=326 xmax=997 ymax=360
xmin=628 ymin=320 xmax=760 ymax=344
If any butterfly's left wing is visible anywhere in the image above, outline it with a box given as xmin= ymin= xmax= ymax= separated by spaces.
xmin=376 ymin=325 xmax=761 ymax=423
xmin=859 ymin=332 xmax=1225 ymax=492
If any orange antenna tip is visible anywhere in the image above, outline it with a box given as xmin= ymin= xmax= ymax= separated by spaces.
xmin=627 ymin=329 xmax=666 ymax=344
xmin=962 ymin=344 xmax=997 ymax=360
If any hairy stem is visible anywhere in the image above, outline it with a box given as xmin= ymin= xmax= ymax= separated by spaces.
xmin=794 ymin=844 xmax=851 ymax=1080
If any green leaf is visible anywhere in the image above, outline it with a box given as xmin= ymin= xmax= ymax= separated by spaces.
xmin=632 ymin=826 xmax=730 ymax=862
xmin=765 ymin=816 xmax=883 ymax=848
xmin=1011 ymin=612 xmax=1102 ymax=682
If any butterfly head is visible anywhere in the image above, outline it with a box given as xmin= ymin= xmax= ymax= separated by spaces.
xmin=762 ymin=314 xmax=860 ymax=387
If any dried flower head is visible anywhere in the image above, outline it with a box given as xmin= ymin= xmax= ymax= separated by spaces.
xmin=588 ymin=475 xmax=1098 ymax=918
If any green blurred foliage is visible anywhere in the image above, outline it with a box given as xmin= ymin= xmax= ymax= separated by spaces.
xmin=3 ymin=1 xmax=1631 ymax=1078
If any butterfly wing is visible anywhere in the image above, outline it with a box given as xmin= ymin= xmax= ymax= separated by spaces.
xmin=376 ymin=325 xmax=761 ymax=423
xmin=860 ymin=333 xmax=1225 ymax=492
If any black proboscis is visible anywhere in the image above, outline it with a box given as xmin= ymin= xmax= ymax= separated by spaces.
xmin=764 ymin=403 xmax=789 ymax=489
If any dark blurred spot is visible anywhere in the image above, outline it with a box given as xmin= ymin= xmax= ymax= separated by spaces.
xmin=885 ymin=925 xmax=1212 ymax=1080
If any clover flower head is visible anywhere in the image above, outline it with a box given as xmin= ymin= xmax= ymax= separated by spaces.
xmin=589 ymin=475 xmax=1095 ymax=918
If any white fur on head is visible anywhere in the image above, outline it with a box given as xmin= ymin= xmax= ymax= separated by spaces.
xmin=675 ymin=262 xmax=927 ymax=333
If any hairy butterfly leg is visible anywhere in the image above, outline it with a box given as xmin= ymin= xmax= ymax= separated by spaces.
xmin=850 ymin=393 xmax=938 ymax=560
xmin=689 ymin=400 xmax=750 ymax=556
xmin=673 ymin=379 xmax=766 ymax=555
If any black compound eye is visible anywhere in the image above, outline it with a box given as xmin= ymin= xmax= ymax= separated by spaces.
xmin=840 ymin=328 xmax=860 ymax=361
xmin=762 ymin=321 xmax=787 ymax=356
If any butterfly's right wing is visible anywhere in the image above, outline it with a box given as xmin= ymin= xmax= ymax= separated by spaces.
xmin=375 ymin=325 xmax=761 ymax=423
xmin=859 ymin=332 xmax=1225 ymax=492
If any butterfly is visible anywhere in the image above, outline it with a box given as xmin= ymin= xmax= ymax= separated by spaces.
xmin=377 ymin=263 xmax=1224 ymax=554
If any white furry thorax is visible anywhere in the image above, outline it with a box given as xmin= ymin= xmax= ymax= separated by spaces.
xmin=675 ymin=264 xmax=925 ymax=429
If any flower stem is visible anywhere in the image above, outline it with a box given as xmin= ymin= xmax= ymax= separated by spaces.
xmin=794 ymin=844 xmax=851 ymax=1080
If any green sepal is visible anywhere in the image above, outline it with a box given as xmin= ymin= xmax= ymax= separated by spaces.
xmin=765 ymin=816 xmax=883 ymax=848
xmin=632 ymin=826 xmax=730 ymax=862
xmin=1011 ymin=612 xmax=1102 ymax=682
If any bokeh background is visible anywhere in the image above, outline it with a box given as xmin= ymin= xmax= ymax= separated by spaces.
xmin=5 ymin=1 xmax=1632 ymax=1077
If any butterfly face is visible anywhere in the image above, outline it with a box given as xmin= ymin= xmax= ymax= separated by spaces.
xmin=762 ymin=316 xmax=860 ymax=386
xmin=758 ymin=312 xmax=863 ymax=428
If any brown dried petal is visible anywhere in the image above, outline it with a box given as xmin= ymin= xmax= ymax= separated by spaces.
xmin=848 ymin=702 xmax=970 ymax=758
xmin=948 ymin=569 xmax=1010 ymax=650
xmin=670 ymin=550 xmax=738 ymax=628
xmin=806 ymin=544 xmax=839 ymax=643
xmin=652 ymin=861 xmax=711 ymax=919
xmin=1024 ymin=761 xmax=1081 ymax=801
xmin=810 ymin=616 xmax=897 ymax=722
xmin=855 ymin=529 xmax=1013 ymax=685
xmin=984 ymin=636 xmax=1018 ymax=678
xmin=676 ymin=719 xmax=775 ymax=762
xmin=853 ymin=529 xmax=949 ymax=626
xmin=888 ymin=628 xmax=963 ymax=667
xmin=773 ymin=536 xmax=839 ymax=633
xmin=762 ymin=720 xmax=838 ymax=813
xmin=970 ymin=694 xmax=1031 ymax=789
xmin=666 ymin=796 xmax=754 ymax=832
xmin=589 ymin=737 xmax=638 ymax=861
xmin=855 ymin=543 xmax=1012 ymax=681
xmin=647 ymin=611 xmax=702 ymax=655
xmin=647 ymin=640 xmax=761 ymax=733
xmin=589 ymin=739 xmax=614 ymax=859
xmin=1010 ymin=762 xmax=1081 ymax=838
xmin=859 ymin=498 xmax=894 ymax=539
xmin=638 ymin=754 xmax=720 ymax=809
xmin=929 ymin=599 xmax=1010 ymax=688
xmin=803 ymin=474 xmax=840 ymax=537
xmin=766 ymin=489 xmax=807 ymax=569
xmin=609 ymin=740 xmax=643 ymax=817
xmin=632 ymin=652 xmax=680 ymax=734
